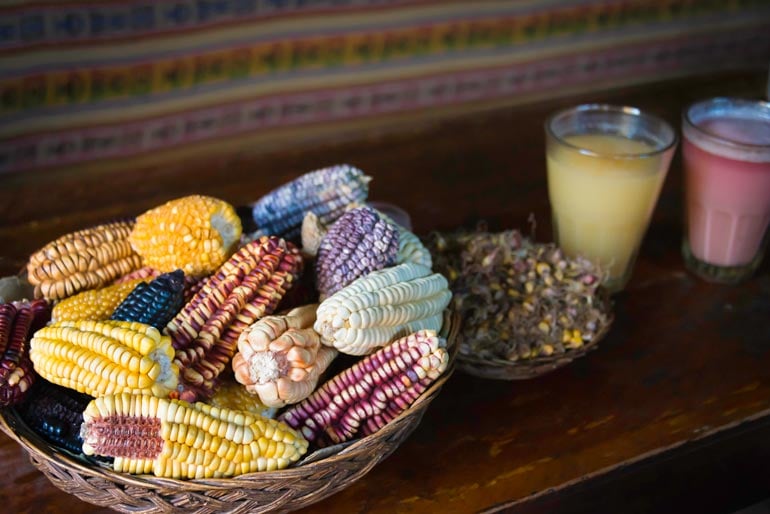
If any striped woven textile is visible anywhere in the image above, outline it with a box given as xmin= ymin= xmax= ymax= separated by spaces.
xmin=1 ymin=0 xmax=769 ymax=174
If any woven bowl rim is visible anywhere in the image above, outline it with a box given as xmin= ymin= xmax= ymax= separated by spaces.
xmin=0 ymin=310 xmax=460 ymax=511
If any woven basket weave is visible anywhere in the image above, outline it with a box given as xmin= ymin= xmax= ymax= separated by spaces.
xmin=0 ymin=311 xmax=460 ymax=514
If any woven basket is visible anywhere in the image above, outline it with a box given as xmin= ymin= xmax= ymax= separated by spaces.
xmin=0 ymin=311 xmax=460 ymax=514
xmin=456 ymin=296 xmax=613 ymax=381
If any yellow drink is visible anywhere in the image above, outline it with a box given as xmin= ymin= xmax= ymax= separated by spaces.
xmin=547 ymin=134 xmax=669 ymax=290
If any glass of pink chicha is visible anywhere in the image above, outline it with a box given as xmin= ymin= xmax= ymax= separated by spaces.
xmin=682 ymin=97 xmax=770 ymax=283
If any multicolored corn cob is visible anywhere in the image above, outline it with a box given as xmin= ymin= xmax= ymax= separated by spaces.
xmin=315 ymin=263 xmax=452 ymax=355
xmin=30 ymin=320 xmax=178 ymax=398
xmin=16 ymin=379 xmax=94 ymax=455
xmin=52 ymin=279 xmax=145 ymax=322
xmin=81 ymin=392 xmax=308 ymax=478
xmin=165 ymin=236 xmax=303 ymax=402
xmin=110 ymin=270 xmax=185 ymax=331
xmin=315 ymin=206 xmax=399 ymax=299
xmin=116 ymin=266 xmax=206 ymax=303
xmin=27 ymin=220 xmax=143 ymax=301
xmin=280 ymin=330 xmax=448 ymax=446
xmin=0 ymin=299 xmax=50 ymax=406
xmin=232 ymin=305 xmax=337 ymax=408
xmin=250 ymin=164 xmax=371 ymax=242
xmin=129 ymin=195 xmax=242 ymax=276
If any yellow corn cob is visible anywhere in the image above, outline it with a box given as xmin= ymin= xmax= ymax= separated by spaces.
xmin=232 ymin=305 xmax=338 ymax=408
xmin=81 ymin=392 xmax=308 ymax=478
xmin=27 ymin=220 xmax=143 ymax=301
xmin=29 ymin=320 xmax=178 ymax=398
xmin=315 ymin=263 xmax=452 ymax=355
xmin=209 ymin=378 xmax=277 ymax=419
xmin=51 ymin=279 xmax=145 ymax=322
xmin=129 ymin=195 xmax=242 ymax=276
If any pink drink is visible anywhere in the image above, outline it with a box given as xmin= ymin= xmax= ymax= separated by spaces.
xmin=683 ymin=99 xmax=770 ymax=281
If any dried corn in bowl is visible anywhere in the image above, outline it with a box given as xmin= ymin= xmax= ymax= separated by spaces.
xmin=426 ymin=227 xmax=613 ymax=380
xmin=0 ymin=173 xmax=459 ymax=514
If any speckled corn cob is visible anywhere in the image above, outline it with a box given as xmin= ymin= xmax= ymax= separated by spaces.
xmin=250 ymin=164 xmax=371 ymax=242
xmin=27 ymin=220 xmax=143 ymax=301
xmin=129 ymin=195 xmax=242 ymax=276
xmin=316 ymin=207 xmax=399 ymax=299
xmin=110 ymin=270 xmax=185 ymax=331
xmin=52 ymin=279 xmax=145 ymax=322
xmin=280 ymin=330 xmax=447 ymax=446
xmin=16 ymin=379 xmax=94 ymax=455
xmin=116 ymin=266 xmax=206 ymax=303
xmin=0 ymin=299 xmax=50 ymax=406
xmin=233 ymin=305 xmax=337 ymax=408
xmin=81 ymin=392 xmax=308 ymax=478
xmin=30 ymin=320 xmax=178 ymax=398
xmin=166 ymin=236 xmax=303 ymax=402
xmin=374 ymin=210 xmax=433 ymax=269
xmin=315 ymin=263 xmax=452 ymax=355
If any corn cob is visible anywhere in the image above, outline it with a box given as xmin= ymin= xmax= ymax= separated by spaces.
xmin=81 ymin=392 xmax=308 ymax=478
xmin=315 ymin=206 xmax=399 ymax=299
xmin=209 ymin=378 xmax=277 ymax=419
xmin=0 ymin=299 xmax=50 ymax=406
xmin=116 ymin=266 xmax=206 ymax=303
xmin=249 ymin=164 xmax=371 ymax=242
xmin=280 ymin=330 xmax=448 ymax=446
xmin=166 ymin=236 xmax=303 ymax=402
xmin=374 ymin=209 xmax=433 ymax=269
xmin=314 ymin=262 xmax=452 ymax=355
xmin=129 ymin=195 xmax=242 ymax=276
xmin=302 ymin=209 xmax=432 ymax=269
xmin=16 ymin=378 xmax=95 ymax=455
xmin=52 ymin=279 xmax=145 ymax=323
xmin=233 ymin=305 xmax=337 ymax=408
xmin=27 ymin=220 xmax=143 ymax=301
xmin=110 ymin=270 xmax=186 ymax=331
xmin=30 ymin=320 xmax=178 ymax=398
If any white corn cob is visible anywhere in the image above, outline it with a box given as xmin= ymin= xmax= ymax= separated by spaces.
xmin=314 ymin=263 xmax=452 ymax=355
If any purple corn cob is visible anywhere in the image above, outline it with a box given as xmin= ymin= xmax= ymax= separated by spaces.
xmin=250 ymin=164 xmax=371 ymax=242
xmin=316 ymin=206 xmax=399 ymax=299
xmin=279 ymin=329 xmax=448 ymax=447
xmin=0 ymin=299 xmax=51 ymax=407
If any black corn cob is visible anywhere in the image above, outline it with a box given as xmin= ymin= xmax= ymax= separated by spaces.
xmin=16 ymin=379 xmax=94 ymax=455
xmin=250 ymin=164 xmax=371 ymax=242
xmin=0 ymin=299 xmax=50 ymax=407
xmin=315 ymin=206 xmax=400 ymax=299
xmin=110 ymin=270 xmax=185 ymax=330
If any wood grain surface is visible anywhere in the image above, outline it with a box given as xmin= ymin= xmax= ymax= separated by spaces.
xmin=1 ymin=70 xmax=769 ymax=514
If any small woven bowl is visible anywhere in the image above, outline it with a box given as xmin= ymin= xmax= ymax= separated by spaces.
xmin=456 ymin=306 xmax=612 ymax=380
xmin=0 ymin=311 xmax=460 ymax=514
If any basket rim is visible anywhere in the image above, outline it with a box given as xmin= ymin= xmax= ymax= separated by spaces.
xmin=0 ymin=309 xmax=461 ymax=494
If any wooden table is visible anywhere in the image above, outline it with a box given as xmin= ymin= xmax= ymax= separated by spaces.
xmin=2 ymin=70 xmax=769 ymax=514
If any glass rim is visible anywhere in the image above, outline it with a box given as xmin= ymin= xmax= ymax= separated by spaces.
xmin=683 ymin=97 xmax=770 ymax=151
xmin=545 ymin=103 xmax=678 ymax=160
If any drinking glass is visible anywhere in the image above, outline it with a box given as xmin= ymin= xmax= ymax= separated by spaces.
xmin=682 ymin=97 xmax=770 ymax=284
xmin=545 ymin=104 xmax=677 ymax=293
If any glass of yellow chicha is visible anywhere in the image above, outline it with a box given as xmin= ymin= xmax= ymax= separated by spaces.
xmin=545 ymin=104 xmax=677 ymax=293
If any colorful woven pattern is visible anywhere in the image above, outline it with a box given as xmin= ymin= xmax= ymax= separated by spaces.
xmin=1 ymin=0 xmax=769 ymax=174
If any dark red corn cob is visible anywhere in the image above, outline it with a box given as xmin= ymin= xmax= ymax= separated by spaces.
xmin=16 ymin=378 xmax=95 ymax=455
xmin=165 ymin=236 xmax=303 ymax=402
xmin=0 ymin=299 xmax=50 ymax=407
xmin=279 ymin=329 xmax=448 ymax=447
xmin=315 ymin=206 xmax=399 ymax=299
